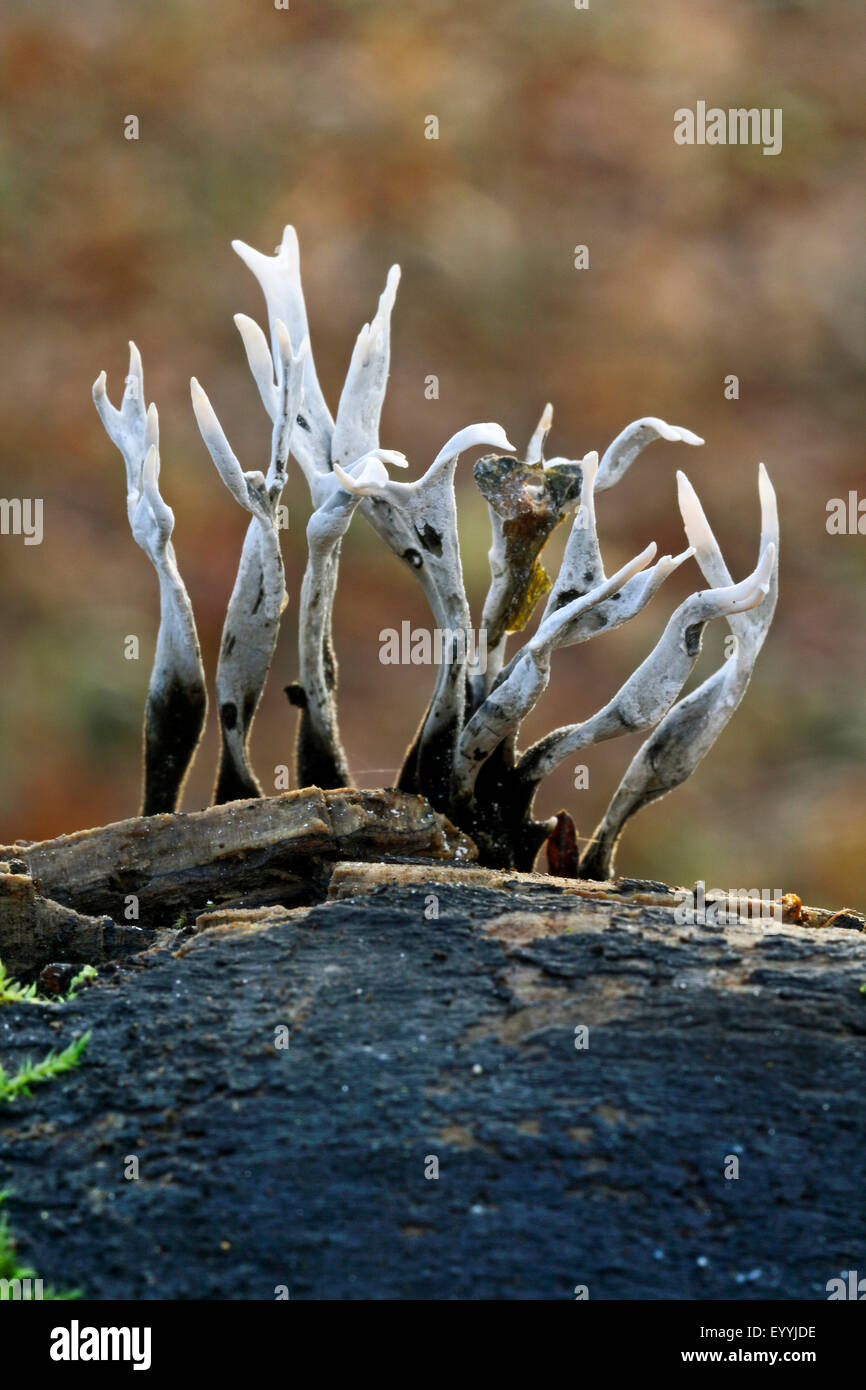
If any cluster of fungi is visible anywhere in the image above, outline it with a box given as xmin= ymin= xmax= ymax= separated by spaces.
xmin=92 ymin=227 xmax=778 ymax=879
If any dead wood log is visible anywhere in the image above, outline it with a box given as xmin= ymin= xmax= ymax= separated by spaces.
xmin=1 ymin=788 xmax=475 ymax=934
xmin=1 ymin=871 xmax=864 ymax=1299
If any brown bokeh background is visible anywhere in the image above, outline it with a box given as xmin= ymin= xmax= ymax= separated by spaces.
xmin=0 ymin=0 xmax=863 ymax=906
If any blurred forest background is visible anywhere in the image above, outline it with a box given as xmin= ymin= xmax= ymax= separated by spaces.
xmin=0 ymin=0 xmax=863 ymax=907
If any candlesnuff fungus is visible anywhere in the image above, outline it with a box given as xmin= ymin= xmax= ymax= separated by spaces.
xmin=93 ymin=347 xmax=207 ymax=816
xmin=189 ymin=314 xmax=304 ymax=804
xmin=92 ymin=226 xmax=779 ymax=880
xmin=339 ymin=421 xmax=518 ymax=808
xmin=298 ymin=445 xmax=408 ymax=788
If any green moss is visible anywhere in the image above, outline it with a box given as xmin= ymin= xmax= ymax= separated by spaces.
xmin=0 ymin=958 xmax=97 ymax=1006
xmin=0 ymin=960 xmax=40 ymax=1004
xmin=0 ymin=1033 xmax=89 ymax=1105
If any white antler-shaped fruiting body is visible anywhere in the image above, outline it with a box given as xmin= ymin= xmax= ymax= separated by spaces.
xmin=595 ymin=417 xmax=704 ymax=492
xmin=579 ymin=465 xmax=778 ymax=880
xmin=519 ymin=542 xmax=774 ymax=794
xmin=232 ymin=226 xmax=334 ymax=483
xmin=234 ymin=312 xmax=280 ymax=421
xmin=352 ymin=423 xmax=515 ymax=806
xmin=332 ymin=266 xmax=401 ymax=471
xmin=251 ymin=254 xmax=409 ymax=789
xmin=332 ymin=448 xmax=408 ymax=498
xmin=92 ymin=346 xmax=207 ymax=814
xmin=525 ymin=402 xmax=554 ymax=466
xmin=190 ymin=347 xmax=304 ymax=802
xmin=292 ymin=448 xmax=409 ymax=788
xmin=676 ymin=464 xmax=779 ymax=653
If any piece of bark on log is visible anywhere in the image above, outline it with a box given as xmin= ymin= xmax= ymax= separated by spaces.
xmin=326 ymin=859 xmax=864 ymax=930
xmin=0 ymin=788 xmax=475 ymax=932
xmin=0 ymin=869 xmax=146 ymax=979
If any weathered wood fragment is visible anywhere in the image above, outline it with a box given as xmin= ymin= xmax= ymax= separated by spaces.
xmin=1 ymin=789 xmax=475 ymax=932
xmin=0 ymin=869 xmax=146 ymax=978
xmin=327 ymin=860 xmax=865 ymax=930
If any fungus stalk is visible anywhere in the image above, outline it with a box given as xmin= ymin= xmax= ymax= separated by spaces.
xmin=353 ymin=423 xmax=515 ymax=808
xmin=190 ymin=320 xmax=301 ymax=803
xmin=297 ymin=448 xmax=408 ymax=787
xmin=233 ymin=231 xmax=408 ymax=785
xmin=92 ymin=344 xmax=206 ymax=815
